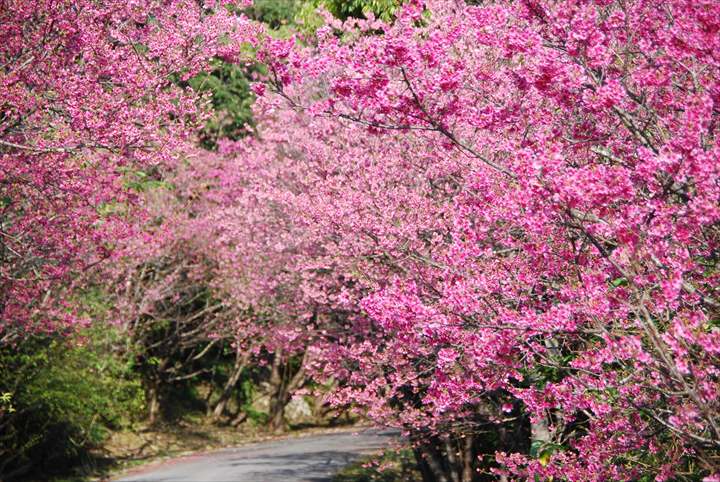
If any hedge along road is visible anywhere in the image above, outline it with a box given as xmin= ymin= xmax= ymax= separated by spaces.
xmin=115 ymin=428 xmax=399 ymax=482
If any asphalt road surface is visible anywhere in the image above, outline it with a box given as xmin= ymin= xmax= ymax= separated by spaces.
xmin=115 ymin=428 xmax=398 ymax=482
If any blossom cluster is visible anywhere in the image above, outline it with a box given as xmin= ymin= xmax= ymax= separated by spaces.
xmin=220 ymin=0 xmax=720 ymax=478
xmin=0 ymin=0 xmax=257 ymax=339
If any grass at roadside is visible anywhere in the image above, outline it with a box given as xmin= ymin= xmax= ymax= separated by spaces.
xmin=333 ymin=448 xmax=421 ymax=482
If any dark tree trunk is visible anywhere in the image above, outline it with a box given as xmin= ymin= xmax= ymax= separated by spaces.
xmin=143 ymin=357 xmax=170 ymax=425
xmin=267 ymin=350 xmax=287 ymax=433
xmin=414 ymin=442 xmax=451 ymax=482
xmin=211 ymin=351 xmax=250 ymax=421
xmin=461 ymin=435 xmax=474 ymax=482
xmin=267 ymin=350 xmax=308 ymax=433
xmin=411 ymin=410 xmax=531 ymax=482
xmin=146 ymin=381 xmax=161 ymax=425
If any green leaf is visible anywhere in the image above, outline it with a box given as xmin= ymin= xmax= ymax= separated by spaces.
xmin=610 ymin=277 xmax=628 ymax=287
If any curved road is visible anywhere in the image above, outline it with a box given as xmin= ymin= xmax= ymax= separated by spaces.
xmin=115 ymin=428 xmax=397 ymax=482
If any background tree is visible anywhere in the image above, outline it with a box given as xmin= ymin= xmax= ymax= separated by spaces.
xmin=0 ymin=0 xmax=257 ymax=341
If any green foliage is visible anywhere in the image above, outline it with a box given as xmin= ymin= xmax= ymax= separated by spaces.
xmin=239 ymin=373 xmax=269 ymax=425
xmin=529 ymin=440 xmax=563 ymax=467
xmin=244 ymin=0 xmax=302 ymax=29
xmin=296 ymin=0 xmax=401 ymax=34
xmin=0 ymin=392 xmax=13 ymax=412
xmin=610 ymin=277 xmax=629 ymax=288
xmin=122 ymin=167 xmax=173 ymax=193
xmin=188 ymin=60 xmax=259 ymax=149
xmin=323 ymin=0 xmax=400 ymax=21
xmin=188 ymin=0 xmax=403 ymax=151
xmin=0 ymin=323 xmax=144 ymax=480
xmin=333 ymin=448 xmax=420 ymax=482
xmin=188 ymin=0 xmax=305 ymax=150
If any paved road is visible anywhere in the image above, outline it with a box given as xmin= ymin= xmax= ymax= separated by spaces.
xmin=116 ymin=428 xmax=398 ymax=482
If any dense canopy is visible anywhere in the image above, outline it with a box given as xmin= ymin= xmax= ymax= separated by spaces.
xmin=1 ymin=0 xmax=719 ymax=480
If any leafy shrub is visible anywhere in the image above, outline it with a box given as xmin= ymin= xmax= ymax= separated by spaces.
xmin=245 ymin=0 xmax=302 ymax=28
xmin=188 ymin=60 xmax=258 ymax=149
xmin=333 ymin=449 xmax=421 ymax=482
xmin=0 ymin=327 xmax=144 ymax=481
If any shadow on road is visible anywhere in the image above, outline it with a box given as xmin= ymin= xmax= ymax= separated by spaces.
xmin=117 ymin=429 xmax=398 ymax=482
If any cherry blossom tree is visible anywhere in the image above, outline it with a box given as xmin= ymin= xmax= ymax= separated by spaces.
xmin=225 ymin=0 xmax=720 ymax=479
xmin=0 ymin=0 xmax=255 ymax=341
xmin=7 ymin=0 xmax=717 ymax=478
